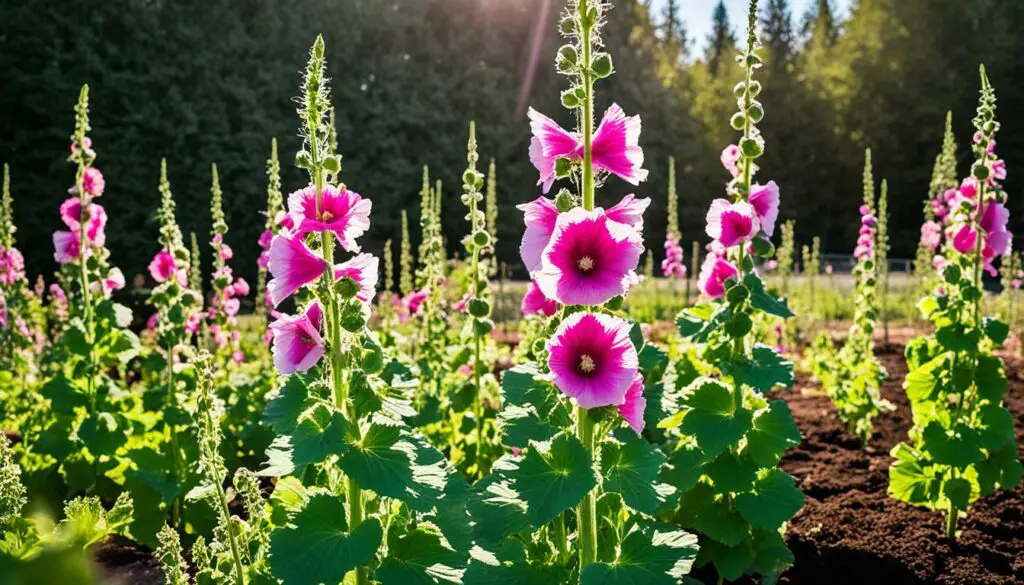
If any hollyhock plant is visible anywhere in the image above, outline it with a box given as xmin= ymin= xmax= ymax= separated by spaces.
xmin=269 ymin=302 xmax=325 ymax=374
xmin=521 ymin=279 xmax=557 ymax=317
xmin=546 ymin=311 xmax=638 ymax=408
xmin=0 ymin=164 xmax=39 ymax=366
xmin=287 ymin=184 xmax=371 ymax=251
xmin=256 ymin=138 xmax=284 ymax=326
xmin=705 ymin=198 xmax=759 ymax=247
xmin=534 ymin=207 xmax=643 ymax=306
xmin=662 ymin=157 xmax=686 ymax=279
xmin=205 ymin=163 xmax=244 ymax=362
xmin=662 ymin=236 xmax=686 ymax=278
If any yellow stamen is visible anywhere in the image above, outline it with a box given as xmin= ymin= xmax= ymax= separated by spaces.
xmin=577 ymin=255 xmax=595 ymax=272
xmin=579 ymin=354 xmax=596 ymax=373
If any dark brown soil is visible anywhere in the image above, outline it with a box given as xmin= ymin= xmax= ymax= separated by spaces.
xmin=93 ymin=537 xmax=164 ymax=585
xmin=776 ymin=345 xmax=1024 ymax=585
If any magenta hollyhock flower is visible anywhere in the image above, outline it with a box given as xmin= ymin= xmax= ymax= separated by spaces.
xmin=546 ymin=312 xmax=639 ymax=409
xmin=705 ymin=199 xmax=759 ymax=248
xmin=535 ymin=207 xmax=644 ymax=306
xmin=452 ymin=293 xmax=470 ymax=314
xmin=287 ymin=185 xmax=372 ymax=252
xmin=521 ymin=279 xmax=558 ymax=317
xmin=590 ymin=104 xmax=649 ymax=186
xmin=749 ymin=181 xmax=780 ymax=237
xmin=82 ymin=167 xmax=105 ymax=197
xmin=220 ymin=244 xmax=233 ymax=261
xmin=333 ymin=253 xmax=379 ymax=302
xmin=979 ymin=201 xmax=1012 ymax=258
xmin=517 ymin=196 xmax=560 ymax=273
xmin=953 ymin=224 xmax=978 ymax=254
xmin=990 ymin=159 xmax=1007 ymax=182
xmin=146 ymin=313 xmax=158 ymax=331
xmin=258 ymin=251 xmax=270 ymax=269
xmin=53 ymin=231 xmax=81 ymax=264
xmin=402 ymin=289 xmax=429 ymax=315
xmin=0 ymin=248 xmax=25 ymax=285
xmin=258 ymin=229 xmax=274 ymax=250
xmin=605 ymin=193 xmax=650 ymax=231
xmin=528 ymin=104 xmax=648 ymax=193
xmin=617 ymin=374 xmax=646 ymax=434
xmin=698 ymin=255 xmax=739 ymax=299
xmin=185 ymin=312 xmax=202 ymax=334
xmin=720 ymin=144 xmax=741 ymax=177
xmin=959 ymin=178 xmax=979 ymax=200
xmin=233 ymin=277 xmax=250 ymax=297
xmin=267 ymin=234 xmax=330 ymax=307
xmin=148 ymin=249 xmax=178 ymax=283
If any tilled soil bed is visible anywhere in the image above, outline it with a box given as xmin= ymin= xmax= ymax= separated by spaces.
xmin=774 ymin=345 xmax=1024 ymax=585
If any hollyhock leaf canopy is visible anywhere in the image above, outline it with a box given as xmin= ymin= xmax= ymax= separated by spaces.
xmin=510 ymin=432 xmax=597 ymax=527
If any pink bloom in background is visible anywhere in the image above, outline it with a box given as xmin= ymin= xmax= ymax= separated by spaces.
xmin=535 ymin=207 xmax=643 ymax=306
xmin=333 ymin=253 xmax=379 ymax=302
xmin=0 ymin=247 xmax=25 ymax=285
xmin=932 ymin=255 xmax=948 ymax=272
xmin=1014 ymin=279 xmax=1022 ymax=289
xmin=920 ymin=221 xmax=942 ymax=251
xmin=146 ymin=313 xmax=159 ymax=330
xmin=53 ymin=231 xmax=81 ymax=264
xmin=257 ymin=251 xmax=270 ymax=269
xmin=720 ymin=144 xmax=741 ymax=177
xmin=267 ymin=234 xmax=330 ymax=307
xmin=258 ymin=229 xmax=274 ymax=250
xmin=232 ymin=350 xmax=245 ymax=364
xmin=517 ymin=196 xmax=560 ymax=273
xmin=288 ymin=185 xmax=372 ymax=252
xmin=82 ymin=167 xmax=105 ymax=197
xmin=749 ymin=181 xmax=780 ymax=237
xmin=661 ymin=236 xmax=686 ymax=279
xmin=547 ymin=311 xmax=639 ymax=409
xmin=617 ymin=374 xmax=646 ymax=434
xmin=698 ymin=255 xmax=739 ymax=299
xmin=528 ymin=104 xmax=648 ymax=193
xmin=605 ymin=194 xmax=650 ymax=231
xmin=953 ymin=225 xmax=978 ymax=254
xmin=401 ymin=290 xmax=429 ymax=318
xmin=989 ymin=159 xmax=1007 ymax=182
xmin=979 ymin=201 xmax=1011 ymax=257
xmin=706 ymin=199 xmax=759 ymax=247
xmin=959 ymin=178 xmax=978 ymax=200
xmin=148 ymin=249 xmax=178 ymax=283
xmin=185 ymin=312 xmax=202 ymax=334
xmin=0 ymin=291 xmax=7 ymax=329
xmin=223 ymin=297 xmax=241 ymax=317
xmin=220 ymin=244 xmax=234 ymax=261
xmin=233 ymin=277 xmax=250 ymax=297
xmin=270 ymin=302 xmax=325 ymax=374
xmin=521 ymin=279 xmax=558 ymax=317
xmin=452 ymin=293 xmax=470 ymax=314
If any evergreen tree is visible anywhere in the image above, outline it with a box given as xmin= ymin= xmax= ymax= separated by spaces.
xmin=705 ymin=1 xmax=736 ymax=76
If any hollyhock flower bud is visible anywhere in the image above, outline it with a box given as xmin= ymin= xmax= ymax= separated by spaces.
xmin=70 ymin=136 xmax=92 ymax=154
xmin=287 ymin=185 xmax=371 ymax=251
xmin=989 ymin=159 xmax=1007 ymax=183
xmin=698 ymin=255 xmax=739 ymax=299
xmin=617 ymin=374 xmax=646 ymax=434
xmin=267 ymin=234 xmax=330 ymax=307
xmin=146 ymin=313 xmax=159 ymax=330
xmin=720 ymin=144 xmax=741 ymax=177
xmin=270 ymin=302 xmax=325 ymax=373
xmin=920 ymin=221 xmax=941 ymax=251
xmin=535 ymin=207 xmax=643 ymax=306
xmin=706 ymin=199 xmax=759 ymax=248
xmin=220 ymin=244 xmax=233 ymax=261
xmin=517 ymin=196 xmax=560 ymax=273
xmin=82 ymin=167 xmax=105 ymax=197
xmin=333 ymin=253 xmax=379 ymax=302
xmin=749 ymin=181 xmax=780 ymax=237
xmin=521 ymin=279 xmax=558 ymax=317
xmin=546 ymin=311 xmax=639 ymax=409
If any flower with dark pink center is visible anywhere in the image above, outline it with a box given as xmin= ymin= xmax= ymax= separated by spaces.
xmin=270 ymin=302 xmax=325 ymax=374
xmin=287 ymin=185 xmax=371 ymax=252
xmin=547 ymin=312 xmax=639 ymax=409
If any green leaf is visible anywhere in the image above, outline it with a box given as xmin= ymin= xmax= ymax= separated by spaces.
xmin=431 ymin=473 xmax=473 ymax=553
xmin=500 ymin=365 xmax=571 ymax=429
xmin=679 ymin=379 xmax=752 ymax=460
xmin=338 ymin=425 xmax=447 ymax=512
xmin=660 ymin=445 xmax=704 ymax=493
xmin=580 ymin=524 xmax=699 ymax=585
xmin=463 ymin=552 xmax=568 ymax=585
xmin=888 ymin=444 xmax=939 ymax=505
xmin=942 ymin=477 xmax=972 ymax=510
xmin=63 ymin=323 xmax=91 ymax=357
xmin=703 ymin=452 xmax=758 ymax=493
xmin=734 ymin=469 xmax=804 ymax=531
xmin=263 ymin=373 xmax=314 ymax=435
xmin=921 ymin=421 xmax=984 ymax=467
xmin=638 ymin=343 xmax=669 ymax=383
xmin=498 ymin=405 xmax=559 ymax=449
xmin=744 ymin=401 xmax=801 ymax=467
xmin=511 ymin=432 xmax=596 ymax=526
xmin=699 ymin=537 xmax=755 ymax=582
xmin=259 ymin=436 xmax=297 ymax=477
xmin=467 ymin=477 xmax=529 ymax=549
xmin=730 ymin=345 xmax=794 ymax=392
xmin=975 ymin=355 xmax=1008 ymax=402
xmin=376 ymin=525 xmax=465 ymax=585
xmin=976 ymin=441 xmax=1022 ymax=496
xmin=291 ymin=404 xmax=348 ymax=466
xmin=675 ymin=303 xmax=725 ymax=341
xmin=936 ymin=325 xmax=981 ymax=352
xmin=904 ymin=357 xmax=943 ymax=403
xmin=750 ymin=529 xmax=794 ymax=575
xmin=268 ymin=494 xmax=383 ymax=585
xmin=600 ymin=431 xmax=670 ymax=515
xmin=688 ymin=486 xmax=748 ymax=546
xmin=983 ymin=317 xmax=1009 ymax=344
xmin=744 ymin=274 xmax=794 ymax=318
xmin=39 ymin=374 xmax=88 ymax=415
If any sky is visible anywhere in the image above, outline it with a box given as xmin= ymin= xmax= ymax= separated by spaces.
xmin=648 ymin=0 xmax=853 ymax=50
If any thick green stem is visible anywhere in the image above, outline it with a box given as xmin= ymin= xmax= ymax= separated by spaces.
xmin=579 ymin=12 xmax=595 ymax=212
xmin=575 ymin=405 xmax=597 ymax=572
xmin=211 ymin=447 xmax=246 ymax=585
xmin=945 ymin=504 xmax=959 ymax=537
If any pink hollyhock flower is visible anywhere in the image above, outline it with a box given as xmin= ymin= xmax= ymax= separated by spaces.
xmin=70 ymin=137 xmax=92 ymax=154
xmin=270 ymin=302 xmax=325 ymax=374
xmin=276 ymin=211 xmax=295 ymax=232
xmin=267 ymin=234 xmax=330 ymax=307
xmin=148 ymin=249 xmax=178 ymax=283
xmin=605 ymin=194 xmax=650 ymax=231
xmin=287 ymin=185 xmax=371 ymax=252
xmin=146 ymin=313 xmax=159 ymax=331
xmin=953 ymin=225 xmax=978 ymax=254
xmin=452 ymin=293 xmax=470 ymax=314
xmin=185 ymin=312 xmax=202 ymax=334
xmin=232 ymin=350 xmax=244 ymax=364
xmin=698 ymin=255 xmax=739 ymax=299
xmin=528 ymin=104 xmax=648 ymax=193
xmin=232 ymin=277 xmax=250 ymax=297
xmin=402 ymin=289 xmax=429 ymax=315
xmin=220 ymin=244 xmax=233 ymax=261
xmin=989 ymin=159 xmax=1007 ymax=182
xmin=0 ymin=248 xmax=25 ymax=285
xmin=720 ymin=144 xmax=741 ymax=177
xmin=920 ymin=221 xmax=942 ymax=250
xmin=53 ymin=231 xmax=81 ymax=264
xmin=521 ymin=279 xmax=558 ymax=317
xmin=59 ymin=197 xmax=107 ymax=246
xmin=1013 ymin=279 xmax=1022 ymax=289
xmin=980 ymin=201 xmax=1009 ymax=235
xmin=333 ymin=253 xmax=379 ymax=302
xmin=223 ymin=297 xmax=240 ymax=317
xmin=535 ymin=207 xmax=643 ymax=306
xmin=706 ymin=199 xmax=759 ymax=248
xmin=82 ymin=167 xmax=105 ymax=197
xmin=662 ymin=236 xmax=686 ymax=279
xmin=102 ymin=268 xmax=125 ymax=294
xmin=517 ymin=196 xmax=560 ymax=273
xmin=262 ymin=328 xmax=273 ymax=346
xmin=959 ymin=178 xmax=978 ymax=200
xmin=617 ymin=374 xmax=646 ymax=434
xmin=932 ymin=255 xmax=948 ymax=272
xmin=258 ymin=229 xmax=274 ymax=250
xmin=749 ymin=181 xmax=780 ymax=237
xmin=546 ymin=311 xmax=639 ymax=409
xmin=257 ymin=251 xmax=270 ymax=269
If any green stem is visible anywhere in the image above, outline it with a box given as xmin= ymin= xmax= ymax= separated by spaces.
xmin=211 ymin=445 xmax=246 ymax=585
xmin=75 ymin=161 xmax=97 ymax=412
xmin=575 ymin=405 xmax=597 ymax=572
xmin=165 ymin=354 xmax=182 ymax=526
xmin=579 ymin=12 xmax=595 ymax=212
xmin=945 ymin=503 xmax=959 ymax=537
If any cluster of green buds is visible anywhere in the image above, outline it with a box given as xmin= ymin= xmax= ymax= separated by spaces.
xmin=399 ymin=209 xmax=413 ymax=296
xmin=256 ymin=138 xmax=283 ymax=320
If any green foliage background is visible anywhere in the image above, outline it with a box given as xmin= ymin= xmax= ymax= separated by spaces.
xmin=1 ymin=0 xmax=1022 ymax=288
